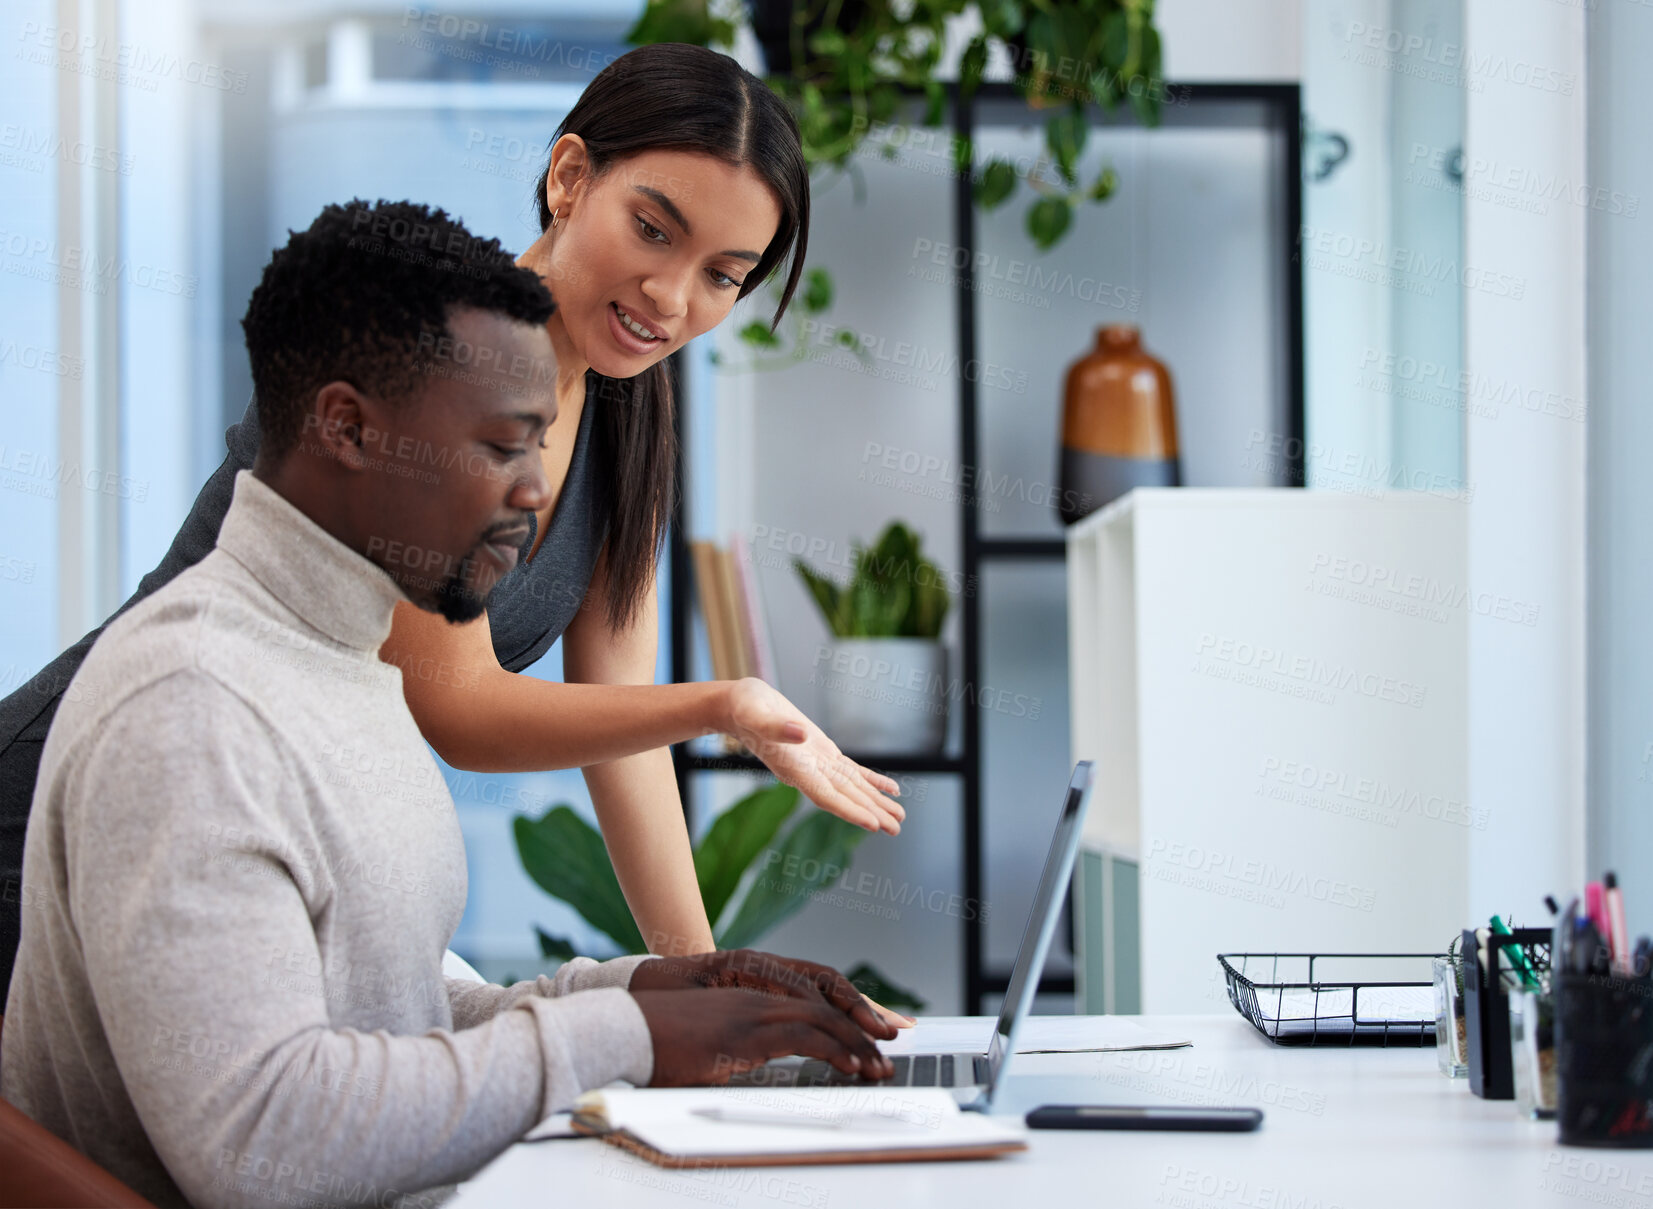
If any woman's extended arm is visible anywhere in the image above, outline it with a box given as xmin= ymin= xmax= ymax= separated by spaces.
xmin=379 ymin=565 xmax=907 ymax=823
xmin=385 ymin=555 xmax=914 ymax=1018
xmin=559 ymin=552 xmax=713 ymax=955
xmin=383 ymin=598 xmax=736 ymax=773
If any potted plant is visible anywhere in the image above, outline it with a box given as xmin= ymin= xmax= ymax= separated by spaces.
xmin=794 ymin=521 xmax=953 ymax=755
xmin=514 ymin=781 xmax=925 ymax=1010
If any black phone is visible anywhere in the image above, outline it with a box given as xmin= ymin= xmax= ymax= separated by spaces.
xmin=1024 ymin=1105 xmax=1264 ymax=1132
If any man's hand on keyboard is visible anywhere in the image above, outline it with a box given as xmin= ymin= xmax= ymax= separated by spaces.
xmin=630 ymin=949 xmax=900 ymax=1044
xmin=631 ymin=987 xmax=897 ymax=1087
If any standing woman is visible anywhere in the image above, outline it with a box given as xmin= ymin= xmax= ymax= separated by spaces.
xmin=0 ymin=43 xmax=906 ymax=997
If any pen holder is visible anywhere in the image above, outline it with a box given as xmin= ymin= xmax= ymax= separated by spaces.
xmin=1464 ymin=927 xmax=1551 ymax=1100
xmin=1555 ymin=969 xmax=1653 ymax=1147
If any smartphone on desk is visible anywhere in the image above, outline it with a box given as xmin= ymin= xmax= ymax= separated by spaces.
xmin=1025 ymin=1105 xmax=1264 ymax=1132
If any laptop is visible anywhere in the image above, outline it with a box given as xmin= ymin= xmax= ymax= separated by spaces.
xmin=723 ymin=760 xmax=1096 ymax=1111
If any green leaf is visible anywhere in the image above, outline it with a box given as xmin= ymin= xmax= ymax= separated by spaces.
xmin=978 ymin=0 xmax=1024 ymax=40
xmin=922 ymin=79 xmax=947 ymax=126
xmin=911 ymin=567 xmax=952 ymax=638
xmin=1088 ymin=164 xmax=1119 ymax=203
xmin=794 ymin=559 xmax=848 ymax=636
xmin=843 ymin=961 xmax=928 ymax=1012
xmin=852 ymin=573 xmax=908 ymax=637
xmin=693 ymin=783 xmax=803 ymax=930
xmin=1020 ymin=10 xmax=1057 ymax=98
xmin=959 ymin=35 xmax=988 ymax=95
xmin=1101 ymin=10 xmax=1130 ymax=68
xmin=739 ymin=320 xmax=782 ymax=349
xmin=1129 ymin=26 xmax=1165 ymax=127
xmin=513 ymin=806 xmax=647 ymax=954
xmin=625 ymin=0 xmax=720 ymax=48
xmin=809 ymin=28 xmax=849 ymax=57
xmin=871 ymin=521 xmax=915 ymax=566
xmin=715 ymin=813 xmax=868 ymax=950
xmin=974 ymin=158 xmax=1018 ymax=209
xmin=1046 ymin=108 xmax=1087 ymax=186
xmin=802 ymin=267 xmax=834 ymax=312
xmin=535 ymin=927 xmax=581 ymax=963
xmin=1027 ymin=195 xmax=1073 ymax=248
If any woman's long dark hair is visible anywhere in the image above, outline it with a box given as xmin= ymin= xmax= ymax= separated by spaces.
xmin=537 ymin=43 xmax=811 ymax=632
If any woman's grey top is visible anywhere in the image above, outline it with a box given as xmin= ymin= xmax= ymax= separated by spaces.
xmin=0 ymin=379 xmax=612 ymax=996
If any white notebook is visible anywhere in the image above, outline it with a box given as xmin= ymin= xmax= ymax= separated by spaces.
xmin=570 ymin=1086 xmax=1027 ymax=1168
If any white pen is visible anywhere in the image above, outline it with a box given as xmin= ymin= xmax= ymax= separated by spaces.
xmin=689 ymin=1106 xmax=933 ymax=1131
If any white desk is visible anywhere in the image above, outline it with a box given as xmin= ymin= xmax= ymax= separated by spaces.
xmin=452 ymin=1015 xmax=1653 ymax=1207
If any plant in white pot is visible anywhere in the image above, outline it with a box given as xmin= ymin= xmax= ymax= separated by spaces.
xmin=793 ymin=522 xmax=953 ymax=755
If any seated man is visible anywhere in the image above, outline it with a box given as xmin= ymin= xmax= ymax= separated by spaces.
xmin=0 ymin=199 xmax=891 ymax=1208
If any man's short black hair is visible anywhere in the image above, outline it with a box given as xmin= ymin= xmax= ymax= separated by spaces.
xmin=241 ymin=198 xmax=555 ymax=461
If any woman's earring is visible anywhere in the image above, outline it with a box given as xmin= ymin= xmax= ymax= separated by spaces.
xmin=550 ymin=208 xmax=560 ymax=229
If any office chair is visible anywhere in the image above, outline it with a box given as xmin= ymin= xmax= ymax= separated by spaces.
xmin=0 ymin=1015 xmax=157 ymax=1208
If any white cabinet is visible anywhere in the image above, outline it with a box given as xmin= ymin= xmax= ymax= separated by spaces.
xmin=1067 ymin=489 xmax=1470 ymax=1013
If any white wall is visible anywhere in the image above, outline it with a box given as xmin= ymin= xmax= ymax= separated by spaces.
xmin=1585 ymin=0 xmax=1653 ymax=935
xmin=1157 ymin=0 xmax=1303 ymax=81
xmin=1462 ymin=0 xmax=1588 ymax=917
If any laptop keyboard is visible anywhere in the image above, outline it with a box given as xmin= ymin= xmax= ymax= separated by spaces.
xmin=725 ymin=1053 xmax=990 ymax=1088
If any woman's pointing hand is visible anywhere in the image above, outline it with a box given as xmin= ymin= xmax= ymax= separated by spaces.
xmin=723 ymin=678 xmax=905 ymax=835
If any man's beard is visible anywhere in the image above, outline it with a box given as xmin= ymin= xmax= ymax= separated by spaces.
xmin=432 ymin=554 xmax=490 ymax=623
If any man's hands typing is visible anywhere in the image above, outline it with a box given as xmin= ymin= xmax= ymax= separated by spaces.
xmin=628 ymin=949 xmax=898 ymax=1087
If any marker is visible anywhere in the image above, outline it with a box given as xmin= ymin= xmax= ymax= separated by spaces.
xmin=1490 ymin=915 xmax=1540 ymax=989
xmin=1558 ymin=899 xmax=1578 ymax=975
xmin=1586 ymin=881 xmax=1606 ymax=938
xmin=1604 ymin=872 xmax=1631 ymax=977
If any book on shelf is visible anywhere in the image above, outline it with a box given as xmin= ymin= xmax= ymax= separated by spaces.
xmin=689 ymin=540 xmax=737 ymax=682
xmin=689 ymin=535 xmax=779 ymax=757
xmin=729 ymin=533 xmax=777 ymax=685
xmin=689 ymin=536 xmax=777 ymax=687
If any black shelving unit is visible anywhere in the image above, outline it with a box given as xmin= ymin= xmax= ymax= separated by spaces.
xmin=671 ymin=81 xmax=1304 ymax=1014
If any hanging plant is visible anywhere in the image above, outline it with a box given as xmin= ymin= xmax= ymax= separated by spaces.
xmin=627 ymin=0 xmax=1165 ymax=252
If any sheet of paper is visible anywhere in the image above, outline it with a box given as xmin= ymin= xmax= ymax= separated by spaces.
xmin=878 ymin=1015 xmax=1192 ymax=1056
xmin=1259 ymin=986 xmax=1434 ymax=1024
xmin=1009 ymin=1015 xmax=1194 ymax=1053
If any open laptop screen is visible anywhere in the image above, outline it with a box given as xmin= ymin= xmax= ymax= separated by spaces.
xmin=982 ymin=761 xmax=1095 ymax=1097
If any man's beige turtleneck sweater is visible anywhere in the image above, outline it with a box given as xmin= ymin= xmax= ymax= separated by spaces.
xmin=2 ymin=470 xmax=655 ymax=1208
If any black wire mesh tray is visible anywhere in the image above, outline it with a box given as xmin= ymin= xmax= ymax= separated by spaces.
xmin=1218 ymin=952 xmax=1445 ymax=1046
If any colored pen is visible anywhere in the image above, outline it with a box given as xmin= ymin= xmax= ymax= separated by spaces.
xmin=1490 ymin=915 xmax=1540 ymax=989
xmin=1604 ymin=872 xmax=1631 ymax=977
xmin=1576 ymin=919 xmax=1610 ymax=976
xmin=1586 ymin=881 xmax=1606 ymax=937
xmin=1557 ymin=899 xmax=1577 ymax=976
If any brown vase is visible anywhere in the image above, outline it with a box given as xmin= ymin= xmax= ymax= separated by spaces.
xmin=1057 ymin=324 xmax=1180 ymax=525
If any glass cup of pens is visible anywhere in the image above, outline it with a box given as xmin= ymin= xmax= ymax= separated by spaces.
xmin=1433 ymin=949 xmax=1468 ymax=1078
xmin=1501 ymin=946 xmax=1555 ymax=1119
